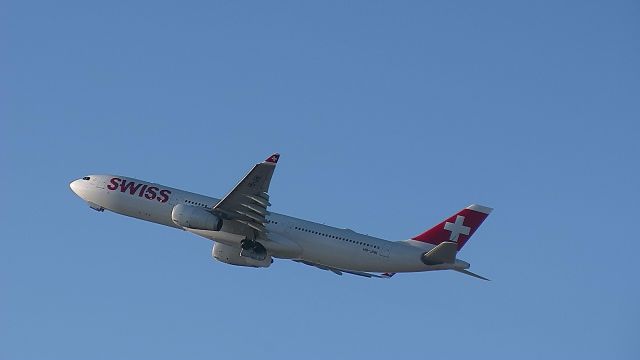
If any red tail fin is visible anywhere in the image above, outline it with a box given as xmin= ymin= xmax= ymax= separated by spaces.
xmin=412 ymin=204 xmax=492 ymax=250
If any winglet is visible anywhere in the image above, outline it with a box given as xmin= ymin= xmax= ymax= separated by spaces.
xmin=265 ymin=153 xmax=280 ymax=164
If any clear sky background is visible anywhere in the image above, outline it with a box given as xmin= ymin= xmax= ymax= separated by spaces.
xmin=2 ymin=1 xmax=639 ymax=359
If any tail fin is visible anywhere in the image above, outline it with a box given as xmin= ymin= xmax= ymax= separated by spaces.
xmin=412 ymin=204 xmax=492 ymax=251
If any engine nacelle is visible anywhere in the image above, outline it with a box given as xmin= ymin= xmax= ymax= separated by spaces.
xmin=212 ymin=243 xmax=272 ymax=268
xmin=172 ymin=204 xmax=222 ymax=231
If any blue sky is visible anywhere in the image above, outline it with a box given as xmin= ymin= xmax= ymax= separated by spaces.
xmin=2 ymin=1 xmax=639 ymax=359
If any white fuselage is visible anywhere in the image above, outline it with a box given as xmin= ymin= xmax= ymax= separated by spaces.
xmin=70 ymin=175 xmax=468 ymax=273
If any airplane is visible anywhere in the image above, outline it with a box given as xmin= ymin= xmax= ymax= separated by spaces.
xmin=69 ymin=153 xmax=492 ymax=280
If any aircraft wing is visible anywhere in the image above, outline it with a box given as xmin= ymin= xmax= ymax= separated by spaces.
xmin=212 ymin=153 xmax=280 ymax=235
xmin=294 ymin=260 xmax=393 ymax=279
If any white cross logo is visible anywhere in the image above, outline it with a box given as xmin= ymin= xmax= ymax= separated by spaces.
xmin=444 ymin=215 xmax=471 ymax=242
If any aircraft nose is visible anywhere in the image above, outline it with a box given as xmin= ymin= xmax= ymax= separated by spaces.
xmin=69 ymin=179 xmax=82 ymax=196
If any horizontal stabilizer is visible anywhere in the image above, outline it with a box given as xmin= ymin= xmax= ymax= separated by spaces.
xmin=421 ymin=241 xmax=457 ymax=265
xmin=454 ymin=269 xmax=490 ymax=281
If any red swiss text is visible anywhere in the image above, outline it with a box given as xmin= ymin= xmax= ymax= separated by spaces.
xmin=107 ymin=177 xmax=171 ymax=203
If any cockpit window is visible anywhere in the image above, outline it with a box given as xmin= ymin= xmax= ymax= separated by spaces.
xmin=82 ymin=176 xmax=91 ymax=180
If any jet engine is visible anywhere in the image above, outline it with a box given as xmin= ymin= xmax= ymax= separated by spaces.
xmin=171 ymin=204 xmax=222 ymax=231
xmin=212 ymin=242 xmax=272 ymax=268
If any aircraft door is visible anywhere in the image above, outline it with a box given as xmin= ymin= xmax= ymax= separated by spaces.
xmin=95 ymin=177 xmax=105 ymax=189
xmin=380 ymin=244 xmax=390 ymax=258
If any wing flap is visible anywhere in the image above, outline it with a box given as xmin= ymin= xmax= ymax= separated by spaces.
xmin=212 ymin=153 xmax=279 ymax=237
xmin=294 ymin=260 xmax=391 ymax=279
